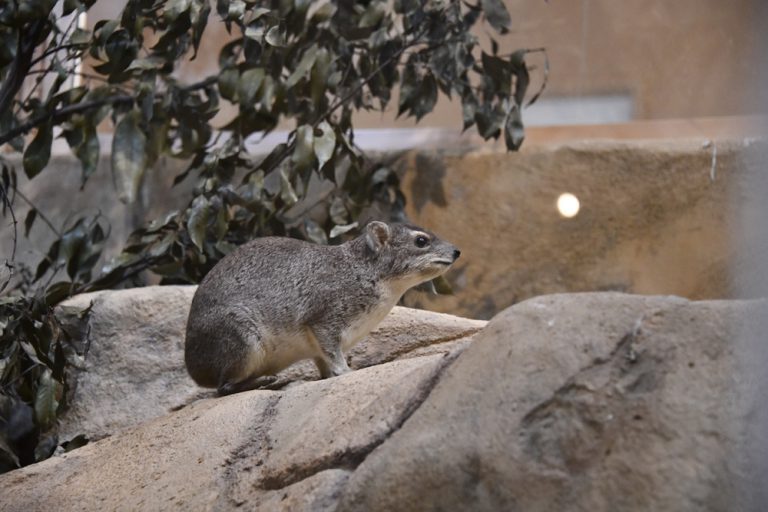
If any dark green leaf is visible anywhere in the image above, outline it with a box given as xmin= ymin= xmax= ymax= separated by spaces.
xmin=310 ymin=48 xmax=331 ymax=106
xmin=63 ymin=0 xmax=81 ymax=16
xmin=0 ymin=435 xmax=20 ymax=469
xmin=45 ymin=282 xmax=74 ymax=306
xmin=431 ymin=275 xmax=454 ymax=294
xmin=244 ymin=22 xmax=265 ymax=40
xmin=286 ymin=46 xmax=318 ymax=88
xmin=413 ymin=74 xmax=438 ymax=121
xmin=34 ymin=434 xmax=57 ymax=462
xmin=187 ymin=196 xmax=210 ymax=251
xmin=111 ymin=111 xmax=147 ymax=203
xmin=227 ymin=0 xmax=245 ymax=20
xmin=265 ymin=26 xmax=285 ymax=46
xmin=329 ymin=197 xmax=348 ymax=225
xmin=304 ymin=219 xmax=327 ymax=245
xmin=34 ymin=370 xmax=63 ymax=430
xmin=23 ymin=122 xmax=53 ymax=179
xmin=461 ymin=94 xmax=478 ymax=131
xmin=75 ymin=125 xmax=100 ymax=185
xmin=510 ymin=50 xmax=530 ymax=107
xmin=24 ymin=209 xmax=37 ymax=237
xmin=308 ymin=2 xmax=336 ymax=21
xmin=504 ymin=103 xmax=525 ymax=150
xmin=329 ymin=222 xmax=358 ymax=239
xmin=238 ymin=68 xmax=265 ymax=107
xmin=70 ymin=27 xmax=91 ymax=45
xmin=481 ymin=0 xmax=511 ymax=33
xmin=191 ymin=0 xmax=211 ymax=58
xmin=218 ymin=68 xmax=239 ymax=101
xmin=359 ymin=2 xmax=386 ymax=28
xmin=19 ymin=341 xmax=43 ymax=366
xmin=475 ymin=103 xmax=505 ymax=139
xmin=313 ymin=121 xmax=336 ymax=169
xmin=279 ymin=168 xmax=298 ymax=206
xmin=292 ymin=125 xmax=314 ymax=170
xmin=61 ymin=434 xmax=89 ymax=452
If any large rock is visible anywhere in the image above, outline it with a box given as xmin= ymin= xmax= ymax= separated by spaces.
xmin=1 ymin=292 xmax=763 ymax=511
xmin=0 ymin=355 xmax=454 ymax=511
xmin=338 ymin=293 xmax=766 ymax=511
xmin=55 ymin=285 xmax=486 ymax=441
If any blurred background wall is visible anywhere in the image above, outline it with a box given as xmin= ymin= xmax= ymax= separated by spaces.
xmin=85 ymin=0 xmax=768 ymax=130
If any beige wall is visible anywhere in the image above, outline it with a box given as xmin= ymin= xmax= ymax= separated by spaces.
xmin=357 ymin=0 xmax=766 ymax=127
xmin=499 ymin=0 xmax=765 ymax=119
xmin=85 ymin=0 xmax=767 ymax=132
xmin=398 ymin=137 xmax=763 ymax=319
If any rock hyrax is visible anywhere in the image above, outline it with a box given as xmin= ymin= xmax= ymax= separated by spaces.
xmin=184 ymin=221 xmax=460 ymax=395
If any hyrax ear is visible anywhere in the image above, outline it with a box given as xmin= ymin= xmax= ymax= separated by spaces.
xmin=365 ymin=221 xmax=391 ymax=253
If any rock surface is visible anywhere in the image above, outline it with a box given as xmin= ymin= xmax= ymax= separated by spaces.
xmin=55 ymin=286 xmax=486 ymax=441
xmin=339 ymin=293 xmax=766 ymax=512
xmin=1 ymin=355 xmax=453 ymax=511
xmin=1 ymin=292 xmax=764 ymax=511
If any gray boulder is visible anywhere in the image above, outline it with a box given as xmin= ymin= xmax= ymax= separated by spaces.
xmin=0 ymin=292 xmax=763 ymax=511
xmin=339 ymin=293 xmax=766 ymax=512
xmin=55 ymin=285 xmax=486 ymax=441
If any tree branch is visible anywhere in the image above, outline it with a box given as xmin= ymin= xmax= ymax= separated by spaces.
xmin=0 ymin=20 xmax=48 ymax=118
xmin=13 ymin=188 xmax=61 ymax=237
xmin=0 ymin=183 xmax=18 ymax=295
xmin=178 ymin=75 xmax=218 ymax=92
xmin=28 ymin=43 xmax=86 ymax=69
xmin=0 ymin=95 xmax=134 ymax=147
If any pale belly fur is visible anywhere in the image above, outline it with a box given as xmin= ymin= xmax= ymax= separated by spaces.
xmin=243 ymin=282 xmax=405 ymax=376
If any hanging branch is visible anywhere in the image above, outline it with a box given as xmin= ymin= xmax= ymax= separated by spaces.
xmin=0 ymin=183 xmax=18 ymax=294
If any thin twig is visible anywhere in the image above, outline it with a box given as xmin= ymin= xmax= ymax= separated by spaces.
xmin=28 ymin=43 xmax=86 ymax=69
xmin=13 ymin=188 xmax=61 ymax=237
xmin=0 ymin=19 xmax=48 ymax=118
xmin=0 ymin=183 xmax=18 ymax=294
xmin=22 ymin=14 xmax=81 ymax=106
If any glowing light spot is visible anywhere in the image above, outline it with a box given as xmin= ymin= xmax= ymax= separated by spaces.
xmin=557 ymin=193 xmax=580 ymax=218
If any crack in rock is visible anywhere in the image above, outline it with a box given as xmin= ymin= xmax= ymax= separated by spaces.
xmin=519 ymin=316 xmax=666 ymax=472
xmin=251 ymin=352 xmax=462 ymax=493
xmin=218 ymin=393 xmax=283 ymax=508
xmin=374 ymin=331 xmax=478 ymax=364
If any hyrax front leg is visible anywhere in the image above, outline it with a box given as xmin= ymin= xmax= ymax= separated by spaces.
xmin=309 ymin=327 xmax=351 ymax=378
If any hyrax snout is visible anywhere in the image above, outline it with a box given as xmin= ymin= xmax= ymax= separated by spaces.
xmin=184 ymin=221 xmax=460 ymax=395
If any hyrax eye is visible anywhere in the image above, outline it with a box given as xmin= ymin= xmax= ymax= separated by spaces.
xmin=415 ymin=235 xmax=429 ymax=248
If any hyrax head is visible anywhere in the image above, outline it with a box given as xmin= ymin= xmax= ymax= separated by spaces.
xmin=363 ymin=221 xmax=461 ymax=284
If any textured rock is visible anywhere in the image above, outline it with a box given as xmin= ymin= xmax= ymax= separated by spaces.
xmin=55 ymin=286 xmax=485 ymax=441
xmin=2 ymin=293 xmax=763 ymax=511
xmin=56 ymin=286 xmax=200 ymax=442
xmin=338 ymin=293 xmax=766 ymax=512
xmin=398 ymin=139 xmax=767 ymax=318
xmin=0 ymin=355 xmax=452 ymax=512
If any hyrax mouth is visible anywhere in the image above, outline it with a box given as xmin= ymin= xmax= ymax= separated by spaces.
xmin=431 ymin=259 xmax=454 ymax=266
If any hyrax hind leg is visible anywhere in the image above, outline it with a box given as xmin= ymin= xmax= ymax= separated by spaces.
xmin=216 ymin=332 xmax=277 ymax=395
xmin=309 ymin=326 xmax=351 ymax=379
xmin=217 ymin=375 xmax=278 ymax=396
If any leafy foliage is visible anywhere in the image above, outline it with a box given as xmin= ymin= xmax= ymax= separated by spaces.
xmin=0 ymin=293 xmax=89 ymax=472
xmin=0 ymin=0 xmax=544 ymax=471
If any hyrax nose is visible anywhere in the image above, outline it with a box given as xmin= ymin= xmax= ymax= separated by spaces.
xmin=452 ymin=249 xmax=461 ymax=261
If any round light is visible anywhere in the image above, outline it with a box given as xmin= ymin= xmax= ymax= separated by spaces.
xmin=556 ymin=193 xmax=580 ymax=218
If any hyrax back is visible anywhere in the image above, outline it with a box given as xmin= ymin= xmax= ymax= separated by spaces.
xmin=184 ymin=221 xmax=460 ymax=395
